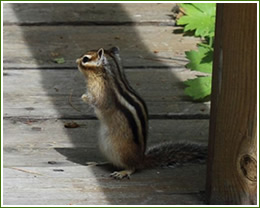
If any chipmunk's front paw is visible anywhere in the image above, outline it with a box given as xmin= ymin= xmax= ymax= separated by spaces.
xmin=81 ymin=94 xmax=90 ymax=103
xmin=110 ymin=169 xmax=135 ymax=180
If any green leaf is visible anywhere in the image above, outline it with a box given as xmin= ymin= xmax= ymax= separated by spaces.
xmin=53 ymin=57 xmax=65 ymax=64
xmin=179 ymin=3 xmax=199 ymax=15
xmin=184 ymin=76 xmax=212 ymax=100
xmin=177 ymin=3 xmax=216 ymax=38
xmin=192 ymin=3 xmax=216 ymax=15
xmin=185 ymin=46 xmax=213 ymax=74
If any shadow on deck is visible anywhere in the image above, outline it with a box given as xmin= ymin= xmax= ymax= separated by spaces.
xmin=3 ymin=3 xmax=210 ymax=205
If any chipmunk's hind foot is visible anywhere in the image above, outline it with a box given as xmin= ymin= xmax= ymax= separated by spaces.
xmin=110 ymin=169 xmax=135 ymax=180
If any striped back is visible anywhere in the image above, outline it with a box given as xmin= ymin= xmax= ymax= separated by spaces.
xmin=105 ymin=48 xmax=149 ymax=151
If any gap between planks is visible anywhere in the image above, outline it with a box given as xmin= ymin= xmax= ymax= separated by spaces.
xmin=3 ymin=21 xmax=176 ymax=27
xmin=3 ymin=114 xmax=210 ymax=121
xmin=3 ymin=65 xmax=186 ymax=70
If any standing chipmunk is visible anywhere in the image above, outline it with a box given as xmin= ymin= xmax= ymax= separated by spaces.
xmin=76 ymin=47 xmax=207 ymax=179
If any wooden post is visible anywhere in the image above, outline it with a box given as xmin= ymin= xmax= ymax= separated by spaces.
xmin=206 ymin=3 xmax=257 ymax=205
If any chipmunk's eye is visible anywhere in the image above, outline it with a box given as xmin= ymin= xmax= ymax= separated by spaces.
xmin=82 ymin=56 xmax=90 ymax=64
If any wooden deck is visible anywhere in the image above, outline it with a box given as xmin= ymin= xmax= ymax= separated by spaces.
xmin=3 ymin=3 xmax=210 ymax=205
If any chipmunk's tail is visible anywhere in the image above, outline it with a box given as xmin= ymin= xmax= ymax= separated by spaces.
xmin=141 ymin=142 xmax=207 ymax=169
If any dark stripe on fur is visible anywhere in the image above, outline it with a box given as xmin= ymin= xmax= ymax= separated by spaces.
xmin=113 ymin=93 xmax=140 ymax=145
xmin=105 ymin=50 xmax=148 ymax=146
xmin=107 ymin=50 xmax=148 ymax=115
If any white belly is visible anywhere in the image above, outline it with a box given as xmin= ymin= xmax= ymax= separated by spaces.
xmin=98 ymin=124 xmax=124 ymax=168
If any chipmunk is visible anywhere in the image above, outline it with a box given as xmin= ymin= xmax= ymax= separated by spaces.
xmin=76 ymin=47 xmax=207 ymax=179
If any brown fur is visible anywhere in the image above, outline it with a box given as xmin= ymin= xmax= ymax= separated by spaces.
xmin=77 ymin=50 xmax=144 ymax=170
xmin=98 ymin=104 xmax=143 ymax=170
xmin=77 ymin=48 xmax=207 ymax=179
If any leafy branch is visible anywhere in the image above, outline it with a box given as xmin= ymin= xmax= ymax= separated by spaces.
xmin=176 ymin=3 xmax=216 ymax=101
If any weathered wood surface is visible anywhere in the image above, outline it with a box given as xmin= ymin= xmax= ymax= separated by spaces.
xmin=4 ymin=116 xmax=208 ymax=205
xmin=3 ymin=3 xmax=176 ymax=25
xmin=3 ymin=25 xmax=199 ymax=68
xmin=3 ymin=3 xmax=209 ymax=205
xmin=4 ymin=118 xmax=208 ymax=205
xmin=4 ymin=165 xmax=206 ymax=205
xmin=3 ymin=69 xmax=210 ymax=119
xmin=4 ymin=118 xmax=208 ymax=167
xmin=206 ymin=4 xmax=257 ymax=205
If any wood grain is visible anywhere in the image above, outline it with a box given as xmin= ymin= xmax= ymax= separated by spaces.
xmin=3 ymin=3 xmax=175 ymax=25
xmin=3 ymin=69 xmax=210 ymax=118
xmin=3 ymin=25 xmax=199 ymax=68
xmin=3 ymin=118 xmax=209 ymax=167
xmin=206 ymin=3 xmax=257 ymax=205
xmin=3 ymin=118 xmax=208 ymax=205
xmin=3 ymin=165 xmax=206 ymax=205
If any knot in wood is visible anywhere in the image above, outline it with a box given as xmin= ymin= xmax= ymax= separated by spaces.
xmin=240 ymin=154 xmax=257 ymax=182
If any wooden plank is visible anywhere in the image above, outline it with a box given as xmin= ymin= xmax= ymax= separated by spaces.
xmin=4 ymin=117 xmax=208 ymax=205
xmin=3 ymin=25 xmax=199 ymax=68
xmin=3 ymin=3 xmax=176 ymax=25
xmin=3 ymin=118 xmax=209 ymax=167
xmin=3 ymin=118 xmax=209 ymax=147
xmin=206 ymin=4 xmax=257 ymax=205
xmin=3 ymin=165 xmax=206 ymax=205
xmin=3 ymin=69 xmax=210 ymax=119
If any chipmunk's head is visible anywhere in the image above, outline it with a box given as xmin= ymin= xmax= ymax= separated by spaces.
xmin=76 ymin=48 xmax=107 ymax=76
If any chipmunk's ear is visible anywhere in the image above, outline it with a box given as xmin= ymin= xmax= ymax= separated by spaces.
xmin=97 ymin=48 xmax=104 ymax=60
